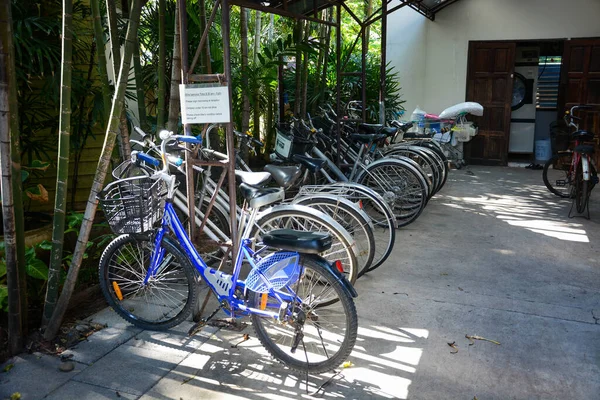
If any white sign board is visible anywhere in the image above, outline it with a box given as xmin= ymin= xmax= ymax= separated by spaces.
xmin=179 ymin=84 xmax=231 ymax=124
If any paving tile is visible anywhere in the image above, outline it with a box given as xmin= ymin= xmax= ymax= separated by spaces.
xmin=0 ymin=352 xmax=86 ymax=400
xmin=61 ymin=326 xmax=142 ymax=366
xmin=45 ymin=380 xmax=138 ymax=400
xmin=72 ymin=339 xmax=192 ymax=396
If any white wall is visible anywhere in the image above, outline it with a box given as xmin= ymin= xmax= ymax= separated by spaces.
xmin=388 ymin=0 xmax=600 ymax=115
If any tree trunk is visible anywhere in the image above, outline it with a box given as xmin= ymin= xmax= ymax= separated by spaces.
xmin=43 ymin=0 xmax=74 ymax=327
xmin=252 ymin=11 xmax=261 ymax=140
xmin=105 ymin=0 xmax=121 ymax=81
xmin=0 ymin=0 xmax=24 ymax=355
xmin=312 ymin=12 xmax=326 ymax=115
xmin=91 ymin=0 xmax=111 ymax=121
xmin=167 ymin=5 xmax=180 ymax=133
xmin=241 ymin=8 xmax=250 ymax=136
xmin=43 ymin=0 xmax=144 ymax=341
xmin=365 ymin=0 xmax=373 ymax=53
xmin=106 ymin=0 xmax=131 ymax=159
xmin=319 ymin=13 xmax=332 ymax=105
xmin=300 ymin=21 xmax=310 ymax=118
xmin=156 ymin=0 xmax=166 ymax=129
xmin=294 ymin=19 xmax=302 ymax=116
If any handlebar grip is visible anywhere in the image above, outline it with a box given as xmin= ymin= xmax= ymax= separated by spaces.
xmin=175 ymin=135 xmax=202 ymax=144
xmin=137 ymin=152 xmax=161 ymax=167
xmin=134 ymin=126 xmax=146 ymax=136
xmin=252 ymin=138 xmax=264 ymax=148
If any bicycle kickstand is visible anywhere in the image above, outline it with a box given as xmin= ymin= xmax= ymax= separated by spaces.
xmin=188 ymin=305 xmax=222 ymax=337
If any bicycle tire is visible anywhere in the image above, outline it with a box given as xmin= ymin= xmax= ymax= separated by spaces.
xmin=543 ymin=153 xmax=575 ymax=198
xmin=293 ymin=195 xmax=375 ymax=274
xmin=251 ymin=206 xmax=359 ymax=283
xmin=575 ymin=162 xmax=590 ymax=214
xmin=99 ymin=234 xmax=199 ymax=331
xmin=302 ymin=182 xmax=396 ymax=272
xmin=248 ymin=256 xmax=358 ymax=374
xmin=357 ymin=159 xmax=428 ymax=228
xmin=383 ymin=147 xmax=440 ymax=198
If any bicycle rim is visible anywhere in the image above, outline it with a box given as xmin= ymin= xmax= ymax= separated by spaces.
xmin=249 ymin=257 xmax=357 ymax=374
xmin=98 ymin=235 xmax=197 ymax=330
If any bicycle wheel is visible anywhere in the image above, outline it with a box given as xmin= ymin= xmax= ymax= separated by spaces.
xmin=575 ymin=162 xmax=590 ymax=213
xmin=99 ymin=234 xmax=198 ymax=331
xmin=300 ymin=183 xmax=396 ymax=272
xmin=293 ymin=195 xmax=375 ymax=274
xmin=543 ymin=153 xmax=575 ymax=198
xmin=357 ymin=159 xmax=428 ymax=228
xmin=248 ymin=256 xmax=358 ymax=374
xmin=384 ymin=147 xmax=439 ymax=198
xmin=252 ymin=205 xmax=358 ymax=283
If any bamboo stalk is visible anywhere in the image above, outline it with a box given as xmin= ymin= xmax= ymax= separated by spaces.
xmin=43 ymin=0 xmax=74 ymax=327
xmin=241 ymin=7 xmax=250 ymax=135
xmin=167 ymin=5 xmax=180 ymax=133
xmin=157 ymin=0 xmax=166 ymax=129
xmin=0 ymin=0 xmax=23 ymax=354
xmin=252 ymin=10 xmax=261 ymax=139
xmin=43 ymin=0 xmax=144 ymax=341
xmin=91 ymin=0 xmax=111 ymax=124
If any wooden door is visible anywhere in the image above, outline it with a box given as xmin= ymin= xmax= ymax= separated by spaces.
xmin=559 ymin=39 xmax=600 ymax=166
xmin=464 ymin=41 xmax=516 ymax=166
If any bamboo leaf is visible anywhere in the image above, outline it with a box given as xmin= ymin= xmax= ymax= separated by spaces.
xmin=0 ymin=259 xmax=6 ymax=279
xmin=38 ymin=241 xmax=53 ymax=251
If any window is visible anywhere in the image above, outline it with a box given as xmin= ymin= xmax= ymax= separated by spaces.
xmin=536 ymin=56 xmax=561 ymax=110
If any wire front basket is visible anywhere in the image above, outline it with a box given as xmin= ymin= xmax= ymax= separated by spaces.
xmin=98 ymin=176 xmax=167 ymax=234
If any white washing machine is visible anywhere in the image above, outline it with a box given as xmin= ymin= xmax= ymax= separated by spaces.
xmin=509 ymin=49 xmax=539 ymax=154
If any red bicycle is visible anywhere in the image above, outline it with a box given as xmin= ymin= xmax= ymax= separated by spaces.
xmin=542 ymin=105 xmax=598 ymax=217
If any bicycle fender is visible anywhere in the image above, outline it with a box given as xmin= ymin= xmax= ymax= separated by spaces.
xmin=582 ymin=156 xmax=591 ymax=181
xmin=305 ymin=254 xmax=358 ymax=298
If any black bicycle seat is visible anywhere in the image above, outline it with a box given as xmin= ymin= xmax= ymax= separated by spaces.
xmin=574 ymin=144 xmax=595 ymax=155
xmin=381 ymin=127 xmax=398 ymax=137
xmin=358 ymin=123 xmax=383 ymax=134
xmin=292 ymin=154 xmax=326 ymax=173
xmin=239 ymin=183 xmax=284 ymax=209
xmin=263 ymin=164 xmax=303 ymax=189
xmin=261 ymin=229 xmax=332 ymax=254
xmin=349 ymin=133 xmax=387 ymax=144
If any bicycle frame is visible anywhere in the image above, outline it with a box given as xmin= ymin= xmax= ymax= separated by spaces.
xmin=144 ymin=200 xmax=299 ymax=320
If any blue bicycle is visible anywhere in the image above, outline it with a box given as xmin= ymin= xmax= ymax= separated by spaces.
xmin=97 ymin=131 xmax=358 ymax=373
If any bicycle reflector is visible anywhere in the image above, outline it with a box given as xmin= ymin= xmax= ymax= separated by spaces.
xmin=112 ymin=281 xmax=123 ymax=301
xmin=334 ymin=260 xmax=344 ymax=273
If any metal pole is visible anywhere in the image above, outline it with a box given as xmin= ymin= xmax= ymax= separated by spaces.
xmin=380 ymin=0 xmax=388 ymax=124
xmin=336 ymin=3 xmax=341 ymax=166
xmin=221 ymin=0 xmax=239 ymax=265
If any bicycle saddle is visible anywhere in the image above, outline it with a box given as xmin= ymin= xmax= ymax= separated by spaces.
xmin=349 ymin=133 xmax=387 ymax=144
xmin=391 ymin=121 xmax=414 ymax=131
xmin=358 ymin=123 xmax=383 ymax=134
xmin=574 ymin=144 xmax=595 ymax=155
xmin=239 ymin=182 xmax=285 ymax=209
xmin=381 ymin=127 xmax=398 ymax=137
xmin=263 ymin=165 xmax=303 ymax=189
xmin=261 ymin=229 xmax=332 ymax=254
xmin=292 ymin=154 xmax=326 ymax=173
xmin=234 ymin=170 xmax=271 ymax=186
xmin=572 ymin=130 xmax=594 ymax=141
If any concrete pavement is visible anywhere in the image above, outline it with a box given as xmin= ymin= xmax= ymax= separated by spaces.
xmin=1 ymin=166 xmax=599 ymax=399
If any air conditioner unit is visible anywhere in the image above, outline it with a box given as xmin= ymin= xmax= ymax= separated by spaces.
xmin=516 ymin=47 xmax=540 ymax=64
